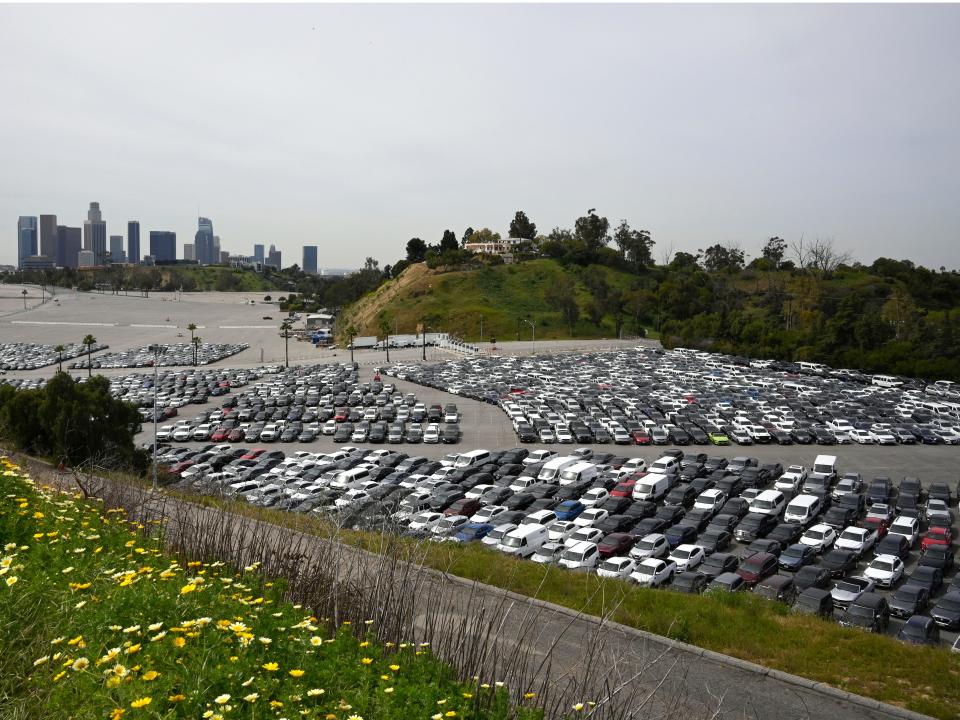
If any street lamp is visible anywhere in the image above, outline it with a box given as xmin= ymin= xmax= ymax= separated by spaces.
xmin=523 ymin=318 xmax=536 ymax=355
xmin=148 ymin=344 xmax=164 ymax=492
xmin=21 ymin=288 xmax=27 ymax=310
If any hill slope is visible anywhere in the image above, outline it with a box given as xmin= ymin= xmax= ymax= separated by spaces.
xmin=339 ymin=260 xmax=646 ymax=342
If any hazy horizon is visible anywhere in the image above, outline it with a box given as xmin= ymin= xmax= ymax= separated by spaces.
xmin=3 ymin=3 xmax=959 ymax=270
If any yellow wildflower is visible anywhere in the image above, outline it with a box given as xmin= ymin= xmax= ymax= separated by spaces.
xmin=262 ymin=662 xmax=279 ymax=672
xmin=180 ymin=583 xmax=196 ymax=595
xmin=307 ymin=689 xmax=325 ymax=697
xmin=142 ymin=670 xmax=160 ymax=681
xmin=360 ymin=657 xmax=373 ymax=665
xmin=110 ymin=709 xmax=124 ymax=720
xmin=168 ymin=694 xmax=186 ymax=702
xmin=215 ymin=694 xmax=230 ymax=704
xmin=289 ymin=669 xmax=304 ymax=678
xmin=243 ymin=693 xmax=259 ymax=702
xmin=72 ymin=657 xmax=90 ymax=671
xmin=129 ymin=697 xmax=151 ymax=709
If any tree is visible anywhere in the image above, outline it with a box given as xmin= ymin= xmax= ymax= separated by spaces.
xmin=440 ymin=230 xmax=458 ymax=253
xmin=378 ymin=312 xmax=392 ymax=363
xmin=574 ymin=209 xmax=611 ymax=254
xmin=187 ymin=323 xmax=198 ymax=365
xmin=509 ymin=211 xmax=537 ymax=240
xmin=792 ymin=237 xmax=850 ymax=277
xmin=279 ymin=321 xmax=293 ymax=368
xmin=613 ymin=220 xmax=655 ymax=272
xmin=466 ymin=228 xmax=501 ymax=246
xmin=761 ymin=237 xmax=788 ymax=269
xmin=700 ymin=243 xmax=745 ymax=273
xmin=82 ymin=334 xmax=96 ymax=378
xmin=461 ymin=227 xmax=474 ymax=247
xmin=544 ymin=275 xmax=579 ymax=336
xmin=54 ymin=344 xmax=65 ymax=373
xmin=344 ymin=323 xmax=358 ymax=365
xmin=406 ymin=238 xmax=427 ymax=263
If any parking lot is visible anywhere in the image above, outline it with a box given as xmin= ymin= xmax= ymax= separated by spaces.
xmin=0 ymin=340 xmax=108 ymax=370
xmin=69 ymin=342 xmax=248 ymax=369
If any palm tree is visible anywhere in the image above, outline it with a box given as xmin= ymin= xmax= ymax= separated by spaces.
xmin=187 ymin=323 xmax=198 ymax=365
xmin=82 ymin=334 xmax=96 ymax=377
xmin=344 ymin=323 xmax=358 ymax=365
xmin=280 ymin=321 xmax=293 ymax=369
xmin=378 ymin=313 xmax=392 ymax=363
xmin=54 ymin=344 xmax=65 ymax=373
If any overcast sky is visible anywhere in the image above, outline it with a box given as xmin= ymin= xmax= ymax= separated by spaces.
xmin=3 ymin=3 xmax=959 ymax=270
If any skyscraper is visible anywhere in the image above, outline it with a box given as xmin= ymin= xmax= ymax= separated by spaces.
xmin=127 ymin=221 xmax=140 ymax=264
xmin=17 ymin=216 xmax=37 ymax=268
xmin=183 ymin=243 xmax=195 ymax=261
xmin=253 ymin=244 xmax=264 ymax=264
xmin=302 ymin=245 xmax=318 ymax=274
xmin=56 ymin=226 xmax=81 ymax=269
xmin=267 ymin=244 xmax=282 ymax=269
xmin=39 ymin=215 xmax=57 ymax=259
xmin=109 ymin=235 xmax=126 ymax=263
xmin=83 ymin=202 xmax=106 ymax=265
xmin=149 ymin=231 xmax=177 ymax=263
xmin=194 ymin=217 xmax=215 ymax=265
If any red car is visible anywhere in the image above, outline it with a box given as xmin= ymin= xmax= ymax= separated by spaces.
xmin=597 ymin=532 xmax=635 ymax=559
xmin=444 ymin=497 xmax=481 ymax=518
xmin=631 ymin=429 xmax=652 ymax=445
xmin=210 ymin=426 xmax=231 ymax=442
xmin=227 ymin=428 xmax=245 ymax=443
xmin=240 ymin=448 xmax=265 ymax=461
xmin=921 ymin=527 xmax=954 ymax=552
xmin=610 ymin=480 xmax=637 ymax=498
xmin=735 ymin=552 xmax=778 ymax=586
xmin=861 ymin=516 xmax=889 ymax=540
xmin=168 ymin=460 xmax=194 ymax=476
xmin=334 ymin=408 xmax=349 ymax=422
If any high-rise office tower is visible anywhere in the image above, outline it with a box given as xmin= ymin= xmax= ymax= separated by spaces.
xmin=194 ymin=217 xmax=215 ymax=265
xmin=39 ymin=215 xmax=57 ymax=259
xmin=109 ymin=235 xmax=125 ymax=263
xmin=183 ymin=243 xmax=195 ymax=261
xmin=127 ymin=221 xmax=140 ymax=264
xmin=213 ymin=235 xmax=221 ymax=262
xmin=83 ymin=201 xmax=106 ymax=264
xmin=302 ymin=245 xmax=318 ymax=274
xmin=149 ymin=231 xmax=177 ymax=263
xmin=56 ymin=226 xmax=81 ymax=269
xmin=267 ymin=244 xmax=282 ymax=269
xmin=17 ymin=216 xmax=37 ymax=268
xmin=253 ymin=244 xmax=264 ymax=264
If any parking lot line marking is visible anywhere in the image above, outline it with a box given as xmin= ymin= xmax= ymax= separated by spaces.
xmin=219 ymin=325 xmax=277 ymax=329
xmin=10 ymin=320 xmax=118 ymax=326
xmin=130 ymin=324 xmax=179 ymax=328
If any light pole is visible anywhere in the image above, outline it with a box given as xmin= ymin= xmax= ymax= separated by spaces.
xmin=21 ymin=288 xmax=27 ymax=310
xmin=148 ymin=343 xmax=164 ymax=492
xmin=523 ymin=318 xmax=536 ymax=355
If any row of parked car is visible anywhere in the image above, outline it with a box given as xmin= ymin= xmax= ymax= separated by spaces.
xmin=155 ymin=436 xmax=960 ymax=649
xmin=132 ymin=363 xmax=465 ymax=447
xmin=386 ymin=348 xmax=960 ymax=448
xmin=72 ymin=342 xmax=248 ymax=369
xmin=0 ymin=341 xmax=108 ymax=371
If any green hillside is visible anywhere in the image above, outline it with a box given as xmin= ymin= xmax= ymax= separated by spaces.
xmin=340 ymin=259 xmax=648 ymax=343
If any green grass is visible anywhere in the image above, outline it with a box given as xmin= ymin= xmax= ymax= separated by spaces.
xmin=0 ymin=461 xmax=542 ymax=720
xmin=345 ymin=260 xmax=648 ymax=342
xmin=173 ymin=495 xmax=960 ymax=720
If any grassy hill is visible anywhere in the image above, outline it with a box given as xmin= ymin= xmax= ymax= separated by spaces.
xmin=339 ymin=259 xmax=646 ymax=343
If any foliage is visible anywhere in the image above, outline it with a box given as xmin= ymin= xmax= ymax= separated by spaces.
xmin=405 ymin=238 xmax=427 ymax=263
xmin=0 ymin=463 xmax=539 ymax=720
xmin=0 ymin=373 xmax=146 ymax=472
xmin=508 ymin=211 xmax=537 ymax=240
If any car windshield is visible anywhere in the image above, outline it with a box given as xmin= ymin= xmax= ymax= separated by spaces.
xmin=840 ymin=530 xmax=862 ymax=541
xmin=940 ymin=597 xmax=960 ymax=612
xmin=871 ymin=560 xmax=894 ymax=572
xmin=784 ymin=546 xmax=804 ymax=558
xmin=488 ymin=528 xmax=509 ymax=540
xmin=752 ymin=500 xmax=774 ymax=510
xmin=500 ymin=536 xmax=522 ymax=548
xmin=806 ymin=530 xmax=825 ymax=540
xmin=673 ymin=549 xmax=692 ymax=559
xmin=847 ymin=605 xmax=875 ymax=618
xmin=742 ymin=558 xmax=765 ymax=572
xmin=562 ymin=549 xmax=586 ymax=561
xmin=600 ymin=560 xmax=622 ymax=571
xmin=835 ymin=581 xmax=861 ymax=593
xmin=638 ymin=540 xmax=657 ymax=550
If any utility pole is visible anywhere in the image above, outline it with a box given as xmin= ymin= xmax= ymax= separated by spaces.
xmin=523 ymin=318 xmax=536 ymax=355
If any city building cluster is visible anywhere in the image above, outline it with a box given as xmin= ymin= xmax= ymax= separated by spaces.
xmin=15 ymin=202 xmax=331 ymax=275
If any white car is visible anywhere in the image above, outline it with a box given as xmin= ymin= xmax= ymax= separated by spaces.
xmin=669 ymin=544 xmax=705 ymax=573
xmin=693 ymin=489 xmax=727 ymax=515
xmin=573 ymin=508 xmax=609 ymax=528
xmin=481 ymin=523 xmax=517 ymax=546
xmin=423 ymin=424 xmax=441 ymax=444
xmin=465 ymin=484 xmax=494 ymax=499
xmin=871 ymin=429 xmax=897 ymax=445
xmin=546 ymin=520 xmax=579 ymax=543
xmin=564 ymin=526 xmax=604 ymax=548
xmin=156 ymin=425 xmax=176 ymax=441
xmin=728 ymin=428 xmax=753 ymax=445
xmin=524 ymin=450 xmax=558 ymax=465
xmin=531 ymin=541 xmax=565 ymax=565
xmin=834 ymin=526 xmax=878 ymax=557
xmin=470 ymin=505 xmax=507 ymax=524
xmin=629 ymin=533 xmax=670 ymax=561
xmin=408 ymin=511 xmax=443 ymax=532
xmin=596 ymin=556 xmax=638 ymax=579
xmin=888 ymin=517 xmax=920 ymax=548
xmin=431 ymin=515 xmax=469 ymax=538
xmin=321 ymin=420 xmax=337 ymax=435
xmin=555 ymin=426 xmax=574 ymax=444
xmin=863 ymin=554 xmax=905 ymax=588
xmin=623 ymin=458 xmax=647 ymax=472
xmin=848 ymin=429 xmax=875 ymax=444
xmin=800 ymin=524 xmax=837 ymax=553
xmin=629 ymin=558 xmax=677 ymax=587
xmin=774 ymin=465 xmax=808 ymax=494
xmin=557 ymin=541 xmax=600 ymax=570
xmin=580 ymin=488 xmax=610 ymax=507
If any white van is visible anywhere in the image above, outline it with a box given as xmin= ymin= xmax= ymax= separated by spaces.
xmin=454 ymin=449 xmax=491 ymax=468
xmin=749 ymin=489 xmax=786 ymax=517
xmin=811 ymin=454 xmax=838 ymax=484
xmin=497 ymin=525 xmax=549 ymax=558
xmin=784 ymin=494 xmax=822 ymax=526
xmin=558 ymin=461 xmax=599 ymax=486
xmin=632 ymin=473 xmax=671 ymax=502
xmin=537 ymin=456 xmax=578 ymax=483
xmin=871 ymin=374 xmax=903 ymax=388
xmin=331 ymin=467 xmax=370 ymax=490
xmin=648 ymin=456 xmax=680 ymax=475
